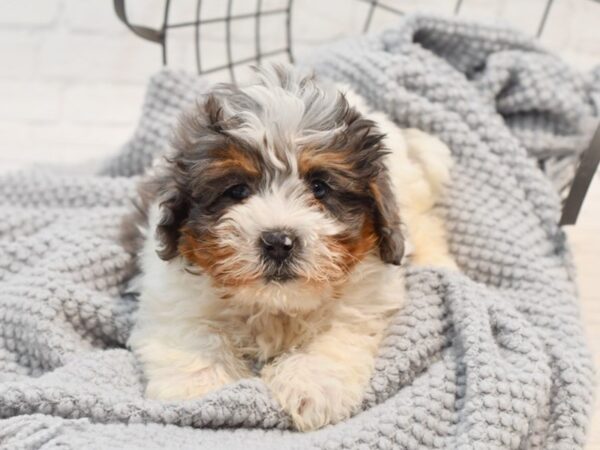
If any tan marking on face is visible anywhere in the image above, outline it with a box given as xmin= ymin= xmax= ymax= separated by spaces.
xmin=298 ymin=148 xmax=353 ymax=176
xmin=179 ymin=228 xmax=260 ymax=288
xmin=299 ymin=148 xmax=379 ymax=280
xmin=332 ymin=216 xmax=378 ymax=273
xmin=205 ymin=145 xmax=261 ymax=178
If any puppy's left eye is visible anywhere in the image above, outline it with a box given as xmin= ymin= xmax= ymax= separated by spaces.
xmin=310 ymin=179 xmax=330 ymax=199
xmin=225 ymin=183 xmax=251 ymax=200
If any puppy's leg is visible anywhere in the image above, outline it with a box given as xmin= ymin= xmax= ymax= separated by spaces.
xmin=128 ymin=204 xmax=252 ymax=401
xmin=401 ymin=129 xmax=456 ymax=269
xmin=129 ymin=323 xmax=251 ymax=401
xmin=262 ymin=319 xmax=387 ymax=431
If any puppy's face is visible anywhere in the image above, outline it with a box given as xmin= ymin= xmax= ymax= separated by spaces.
xmin=154 ymin=68 xmax=403 ymax=307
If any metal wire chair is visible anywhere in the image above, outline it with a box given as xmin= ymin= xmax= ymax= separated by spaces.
xmin=113 ymin=0 xmax=577 ymax=79
xmin=114 ymin=0 xmax=294 ymax=83
xmin=113 ymin=0 xmax=599 ymax=225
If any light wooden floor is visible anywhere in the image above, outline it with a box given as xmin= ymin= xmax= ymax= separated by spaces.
xmin=567 ymin=174 xmax=600 ymax=448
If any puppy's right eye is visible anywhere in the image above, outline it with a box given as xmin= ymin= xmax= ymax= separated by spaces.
xmin=310 ymin=179 xmax=330 ymax=200
xmin=225 ymin=183 xmax=251 ymax=201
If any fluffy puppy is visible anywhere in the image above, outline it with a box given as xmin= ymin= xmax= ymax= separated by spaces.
xmin=123 ymin=65 xmax=454 ymax=431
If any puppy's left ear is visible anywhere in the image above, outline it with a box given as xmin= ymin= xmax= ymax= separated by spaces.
xmin=370 ymin=170 xmax=404 ymax=265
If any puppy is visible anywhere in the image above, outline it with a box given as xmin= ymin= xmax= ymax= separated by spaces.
xmin=123 ymin=65 xmax=454 ymax=431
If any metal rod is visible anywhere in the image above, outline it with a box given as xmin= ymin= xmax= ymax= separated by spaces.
xmin=166 ymin=9 xmax=288 ymax=29
xmin=286 ymin=0 xmax=294 ymax=63
xmin=194 ymin=0 xmax=202 ymax=74
xmin=356 ymin=0 xmax=403 ymax=16
xmin=537 ymin=0 xmax=554 ymax=37
xmin=560 ymin=124 xmax=600 ymax=225
xmin=113 ymin=0 xmax=164 ymax=44
xmin=255 ymin=0 xmax=262 ymax=65
xmin=161 ymin=0 xmax=172 ymax=66
xmin=226 ymin=0 xmax=236 ymax=83
xmin=454 ymin=0 xmax=464 ymax=14
xmin=363 ymin=0 xmax=378 ymax=33
xmin=197 ymin=49 xmax=289 ymax=75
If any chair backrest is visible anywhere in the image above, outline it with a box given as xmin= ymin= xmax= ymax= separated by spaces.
xmin=113 ymin=0 xmax=600 ymax=226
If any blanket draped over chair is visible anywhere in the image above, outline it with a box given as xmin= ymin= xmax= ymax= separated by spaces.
xmin=0 ymin=15 xmax=597 ymax=450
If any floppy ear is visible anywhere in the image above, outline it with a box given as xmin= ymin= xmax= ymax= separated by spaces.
xmin=152 ymin=93 xmax=226 ymax=261
xmin=154 ymin=167 xmax=191 ymax=261
xmin=370 ymin=170 xmax=404 ymax=265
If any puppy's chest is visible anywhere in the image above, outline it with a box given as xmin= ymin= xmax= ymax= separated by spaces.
xmin=226 ymin=311 xmax=328 ymax=362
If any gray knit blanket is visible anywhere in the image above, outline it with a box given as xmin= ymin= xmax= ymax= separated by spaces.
xmin=1 ymin=15 xmax=597 ymax=450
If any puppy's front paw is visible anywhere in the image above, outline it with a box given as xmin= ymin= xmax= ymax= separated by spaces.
xmin=145 ymin=365 xmax=234 ymax=401
xmin=263 ymin=355 xmax=365 ymax=431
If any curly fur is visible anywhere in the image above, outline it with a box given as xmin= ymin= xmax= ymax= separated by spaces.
xmin=124 ymin=65 xmax=454 ymax=431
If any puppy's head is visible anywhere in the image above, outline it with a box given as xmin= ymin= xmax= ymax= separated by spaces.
xmin=154 ymin=66 xmax=403 ymax=309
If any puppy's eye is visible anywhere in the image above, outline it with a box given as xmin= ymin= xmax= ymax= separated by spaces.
xmin=310 ymin=179 xmax=330 ymax=199
xmin=225 ymin=183 xmax=251 ymax=200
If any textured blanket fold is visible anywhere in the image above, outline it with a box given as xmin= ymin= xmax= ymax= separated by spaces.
xmin=1 ymin=15 xmax=597 ymax=449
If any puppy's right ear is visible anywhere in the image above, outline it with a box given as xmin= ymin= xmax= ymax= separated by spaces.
xmin=153 ymin=93 xmax=227 ymax=260
xmin=154 ymin=165 xmax=191 ymax=261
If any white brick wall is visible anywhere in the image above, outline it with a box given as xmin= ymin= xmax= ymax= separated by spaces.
xmin=0 ymin=0 xmax=599 ymax=168
xmin=0 ymin=81 xmax=61 ymax=122
xmin=0 ymin=0 xmax=61 ymax=26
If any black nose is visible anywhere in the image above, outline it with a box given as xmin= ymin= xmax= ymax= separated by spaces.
xmin=261 ymin=230 xmax=296 ymax=263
